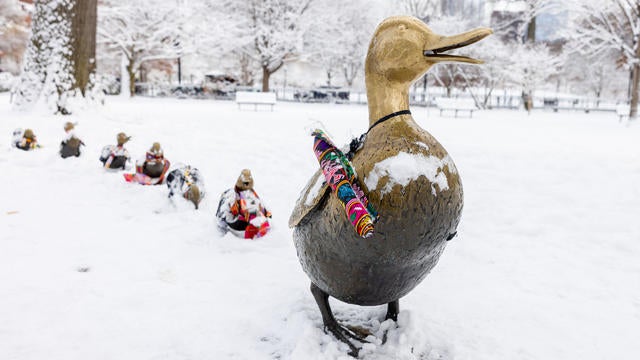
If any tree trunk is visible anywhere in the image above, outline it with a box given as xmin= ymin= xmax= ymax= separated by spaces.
xmin=70 ymin=0 xmax=96 ymax=96
xmin=422 ymin=75 xmax=427 ymax=103
xmin=344 ymin=67 xmax=352 ymax=87
xmin=238 ymin=53 xmax=254 ymax=86
xmin=128 ymin=60 xmax=136 ymax=97
xmin=523 ymin=90 xmax=533 ymax=113
xmin=119 ymin=52 xmax=130 ymax=97
xmin=14 ymin=0 xmax=97 ymax=113
xmin=526 ymin=16 xmax=536 ymax=43
xmin=53 ymin=1 xmax=73 ymax=114
xmin=630 ymin=64 xmax=639 ymax=119
xmin=262 ymin=65 xmax=270 ymax=92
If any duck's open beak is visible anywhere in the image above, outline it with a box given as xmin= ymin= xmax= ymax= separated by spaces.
xmin=424 ymin=27 xmax=493 ymax=64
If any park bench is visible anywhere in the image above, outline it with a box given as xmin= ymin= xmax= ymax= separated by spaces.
xmin=616 ymin=103 xmax=630 ymax=122
xmin=235 ymin=91 xmax=276 ymax=111
xmin=435 ymin=97 xmax=477 ymax=118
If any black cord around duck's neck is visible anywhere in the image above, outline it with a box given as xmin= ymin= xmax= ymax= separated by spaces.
xmin=367 ymin=110 xmax=411 ymax=133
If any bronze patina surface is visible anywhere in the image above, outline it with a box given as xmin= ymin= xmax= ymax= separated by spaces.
xmin=290 ymin=15 xmax=491 ymax=356
xmin=293 ymin=115 xmax=463 ymax=305
xmin=60 ymin=136 xmax=82 ymax=158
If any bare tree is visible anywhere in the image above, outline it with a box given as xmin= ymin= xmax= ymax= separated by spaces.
xmin=487 ymin=0 xmax=560 ymax=43
xmin=305 ymin=0 xmax=375 ymax=88
xmin=98 ymin=0 xmax=185 ymax=96
xmin=563 ymin=50 xmax=625 ymax=107
xmin=428 ymin=16 xmax=482 ymax=99
xmin=173 ymin=0 xmax=241 ymax=84
xmin=457 ymin=37 xmax=514 ymax=109
xmin=224 ymin=0 xmax=314 ymax=92
xmin=236 ymin=51 xmax=257 ymax=86
xmin=570 ymin=0 xmax=640 ymax=118
xmin=432 ymin=63 xmax=463 ymax=98
xmin=509 ymin=42 xmax=562 ymax=112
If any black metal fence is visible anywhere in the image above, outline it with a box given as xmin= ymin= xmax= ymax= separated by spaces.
xmin=127 ymin=82 xmax=621 ymax=113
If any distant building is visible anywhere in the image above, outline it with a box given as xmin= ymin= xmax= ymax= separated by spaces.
xmin=489 ymin=9 xmax=525 ymax=42
xmin=0 ymin=0 xmax=32 ymax=74
xmin=536 ymin=11 xmax=567 ymax=41
xmin=484 ymin=0 xmax=566 ymax=43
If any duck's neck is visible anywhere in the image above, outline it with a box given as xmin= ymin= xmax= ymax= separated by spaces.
xmin=366 ymin=73 xmax=411 ymax=127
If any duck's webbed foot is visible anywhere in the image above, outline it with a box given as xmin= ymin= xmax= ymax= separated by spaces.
xmin=325 ymin=323 xmax=365 ymax=357
xmin=310 ymin=283 xmax=370 ymax=357
xmin=381 ymin=300 xmax=400 ymax=344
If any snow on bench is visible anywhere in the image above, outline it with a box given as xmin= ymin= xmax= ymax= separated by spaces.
xmin=616 ymin=103 xmax=630 ymax=122
xmin=235 ymin=91 xmax=277 ymax=111
xmin=435 ymin=97 xmax=477 ymax=118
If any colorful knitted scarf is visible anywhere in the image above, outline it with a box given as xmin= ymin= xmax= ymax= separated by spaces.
xmin=124 ymin=160 xmax=171 ymax=185
xmin=312 ymin=129 xmax=378 ymax=238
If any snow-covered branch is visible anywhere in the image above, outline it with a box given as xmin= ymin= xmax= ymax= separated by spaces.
xmin=97 ymin=0 xmax=187 ymax=96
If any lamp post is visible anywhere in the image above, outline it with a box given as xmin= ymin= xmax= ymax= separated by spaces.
xmin=176 ymin=0 xmax=184 ymax=85
xmin=177 ymin=55 xmax=182 ymax=85
xmin=283 ymin=68 xmax=287 ymax=99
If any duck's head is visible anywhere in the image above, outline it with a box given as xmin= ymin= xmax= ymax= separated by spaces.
xmin=235 ymin=169 xmax=254 ymax=191
xmin=149 ymin=142 xmax=163 ymax=156
xmin=186 ymin=184 xmax=202 ymax=210
xmin=366 ymin=16 xmax=492 ymax=86
xmin=117 ymin=132 xmax=131 ymax=146
xmin=24 ymin=129 xmax=35 ymax=140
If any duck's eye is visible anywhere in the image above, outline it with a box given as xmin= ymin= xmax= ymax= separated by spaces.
xmin=398 ymin=24 xmax=407 ymax=31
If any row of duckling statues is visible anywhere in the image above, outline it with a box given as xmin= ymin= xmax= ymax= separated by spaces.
xmin=12 ymin=16 xmax=492 ymax=356
xmin=12 ymin=122 xmax=85 ymax=158
xmin=10 ymin=124 xmax=272 ymax=240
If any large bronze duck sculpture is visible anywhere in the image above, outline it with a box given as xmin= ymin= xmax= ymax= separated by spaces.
xmin=289 ymin=16 xmax=492 ymax=355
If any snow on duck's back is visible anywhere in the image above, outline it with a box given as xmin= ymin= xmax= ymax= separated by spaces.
xmin=364 ymin=151 xmax=458 ymax=196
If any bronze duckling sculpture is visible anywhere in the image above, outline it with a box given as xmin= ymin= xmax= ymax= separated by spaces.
xmin=289 ymin=16 xmax=492 ymax=355
xmin=60 ymin=122 xmax=84 ymax=158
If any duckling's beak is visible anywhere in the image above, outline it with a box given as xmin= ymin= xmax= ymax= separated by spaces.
xmin=424 ymin=27 xmax=493 ymax=64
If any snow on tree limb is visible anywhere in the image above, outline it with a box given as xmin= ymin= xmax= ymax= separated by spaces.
xmin=97 ymin=0 xmax=186 ymax=96
xmin=221 ymin=0 xmax=316 ymax=91
xmin=13 ymin=0 xmax=76 ymax=113
xmin=569 ymin=0 xmax=640 ymax=117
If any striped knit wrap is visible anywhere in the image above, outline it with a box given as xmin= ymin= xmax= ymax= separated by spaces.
xmin=312 ymin=129 xmax=378 ymax=238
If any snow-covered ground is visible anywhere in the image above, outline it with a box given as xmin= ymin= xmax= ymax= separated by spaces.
xmin=1 ymin=94 xmax=639 ymax=360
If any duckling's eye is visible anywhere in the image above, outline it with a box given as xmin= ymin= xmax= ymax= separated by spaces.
xmin=398 ymin=24 xmax=407 ymax=31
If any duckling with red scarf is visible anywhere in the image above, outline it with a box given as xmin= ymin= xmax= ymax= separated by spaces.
xmin=216 ymin=169 xmax=272 ymax=239
xmin=124 ymin=142 xmax=171 ymax=185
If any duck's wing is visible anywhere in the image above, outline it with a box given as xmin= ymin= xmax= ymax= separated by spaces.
xmin=288 ymin=169 xmax=330 ymax=228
